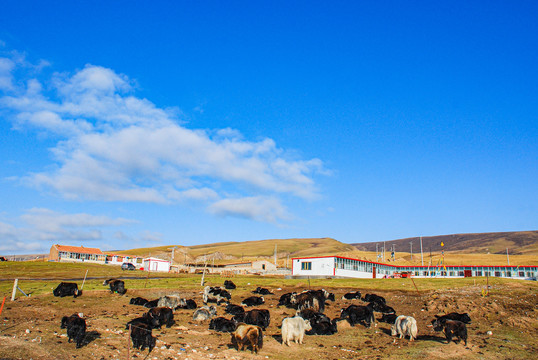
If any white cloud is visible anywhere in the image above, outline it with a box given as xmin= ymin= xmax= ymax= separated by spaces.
xmin=20 ymin=208 xmax=133 ymax=233
xmin=0 ymin=57 xmax=15 ymax=90
xmin=0 ymin=209 xmax=136 ymax=253
xmin=0 ymin=239 xmax=42 ymax=253
xmin=0 ymin=54 xmax=329 ymax=223
xmin=208 ymin=196 xmax=290 ymax=223
xmin=138 ymin=230 xmax=163 ymax=243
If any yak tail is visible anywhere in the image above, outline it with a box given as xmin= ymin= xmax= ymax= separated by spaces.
xmin=409 ymin=318 xmax=418 ymax=340
xmin=257 ymin=326 xmax=263 ymax=350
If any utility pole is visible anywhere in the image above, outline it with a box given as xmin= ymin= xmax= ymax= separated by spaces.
xmin=420 ymin=236 xmax=424 ymax=266
xmin=383 ymin=241 xmax=386 ymax=262
xmin=376 ymin=243 xmax=379 ymax=261
xmin=410 ymin=242 xmax=413 ymax=261
xmin=506 ymin=248 xmax=510 ymax=266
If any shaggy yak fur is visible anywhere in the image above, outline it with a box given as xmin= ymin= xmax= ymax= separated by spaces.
xmin=146 ymin=307 xmax=174 ymax=328
xmin=224 ymin=280 xmax=236 ymax=290
xmin=225 ymin=304 xmax=245 ymax=317
xmin=340 ymin=304 xmax=375 ymax=327
xmin=60 ymin=313 xmax=86 ymax=348
xmin=231 ymin=323 xmax=263 ymax=353
xmin=281 ymin=316 xmax=312 ymax=346
xmin=342 ymin=291 xmax=362 ymax=300
xmin=209 ymin=317 xmax=237 ymax=333
xmin=130 ymin=322 xmax=155 ymax=352
xmin=435 ymin=312 xmax=471 ymax=324
xmin=432 ymin=318 xmax=468 ymax=346
xmin=103 ymin=279 xmax=126 ymax=295
xmin=130 ymin=297 xmax=149 ymax=306
xmin=53 ymin=282 xmax=80 ymax=298
xmin=391 ymin=315 xmax=418 ymax=341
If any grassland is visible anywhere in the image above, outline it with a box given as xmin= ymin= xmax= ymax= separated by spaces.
xmin=3 ymin=260 xmax=535 ymax=301
xmin=113 ymin=237 xmax=356 ymax=265
xmin=0 ymin=262 xmax=537 ymax=360
xmin=110 ymin=235 xmax=538 ymax=268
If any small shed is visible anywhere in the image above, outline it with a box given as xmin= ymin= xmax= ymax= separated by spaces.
xmin=143 ymin=257 xmax=171 ymax=272
xmin=223 ymin=260 xmax=277 ymax=273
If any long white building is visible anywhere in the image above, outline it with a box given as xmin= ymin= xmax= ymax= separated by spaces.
xmin=292 ymin=256 xmax=537 ymax=280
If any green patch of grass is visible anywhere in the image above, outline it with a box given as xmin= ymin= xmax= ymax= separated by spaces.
xmin=2 ymin=262 xmax=537 ymax=301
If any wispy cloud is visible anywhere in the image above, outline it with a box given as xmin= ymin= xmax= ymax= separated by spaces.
xmin=208 ymin=196 xmax=291 ymax=223
xmin=0 ymin=53 xmax=329 ymax=223
xmin=0 ymin=208 xmax=135 ymax=253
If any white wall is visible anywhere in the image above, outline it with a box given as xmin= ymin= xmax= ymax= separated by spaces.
xmin=335 ymin=268 xmax=375 ymax=278
xmin=143 ymin=259 xmax=170 ymax=272
xmin=292 ymin=257 xmax=334 ymax=276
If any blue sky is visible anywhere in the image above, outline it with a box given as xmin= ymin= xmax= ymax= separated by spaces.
xmin=1 ymin=1 xmax=537 ymax=254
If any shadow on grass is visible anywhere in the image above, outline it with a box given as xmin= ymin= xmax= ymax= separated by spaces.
xmin=416 ymin=334 xmax=446 ymax=343
xmin=84 ymin=330 xmax=101 ymax=346
xmin=271 ymin=334 xmax=283 ymax=345
xmin=378 ymin=326 xmax=446 ymax=344
xmin=379 ymin=327 xmax=392 ymax=336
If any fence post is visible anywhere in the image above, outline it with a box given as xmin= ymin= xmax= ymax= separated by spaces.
xmin=81 ymin=270 xmax=89 ymax=290
xmin=11 ymin=279 xmax=18 ymax=301
xmin=0 ymin=297 xmax=6 ymax=316
xmin=127 ymin=324 xmax=131 ymax=360
xmin=410 ymin=277 xmax=420 ymax=295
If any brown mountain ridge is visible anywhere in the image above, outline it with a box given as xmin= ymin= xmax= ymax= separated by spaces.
xmin=351 ymin=231 xmax=538 ymax=255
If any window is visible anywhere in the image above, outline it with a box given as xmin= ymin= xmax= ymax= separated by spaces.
xmin=476 ymin=271 xmax=482 ymax=276
xmin=519 ymin=272 xmax=525 ymax=277
xmin=301 ymin=262 xmax=312 ymax=270
xmin=458 ymin=271 xmax=464 ymax=277
xmin=495 ymin=271 xmax=501 ymax=277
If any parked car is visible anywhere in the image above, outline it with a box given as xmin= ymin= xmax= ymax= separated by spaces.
xmin=121 ymin=263 xmax=136 ymax=270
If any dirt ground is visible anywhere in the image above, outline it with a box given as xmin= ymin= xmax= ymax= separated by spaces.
xmin=0 ymin=280 xmax=536 ymax=360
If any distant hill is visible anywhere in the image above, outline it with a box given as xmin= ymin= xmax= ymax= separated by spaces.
xmin=351 ymin=231 xmax=538 ymax=255
xmin=116 ymin=237 xmax=355 ymax=264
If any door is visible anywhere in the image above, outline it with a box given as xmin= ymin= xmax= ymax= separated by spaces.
xmin=464 ymin=270 xmax=472 ymax=277
xmin=372 ymin=266 xmax=376 ymax=278
xmin=152 ymin=262 xmax=158 ymax=271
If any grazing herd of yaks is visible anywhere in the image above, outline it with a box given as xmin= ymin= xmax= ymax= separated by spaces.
xmin=52 ymin=279 xmax=471 ymax=354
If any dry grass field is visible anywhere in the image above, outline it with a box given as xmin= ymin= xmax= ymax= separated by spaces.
xmin=0 ymin=262 xmax=537 ymax=360
xmin=109 ymin=235 xmax=538 ymax=269
xmin=114 ymin=238 xmax=355 ymax=265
